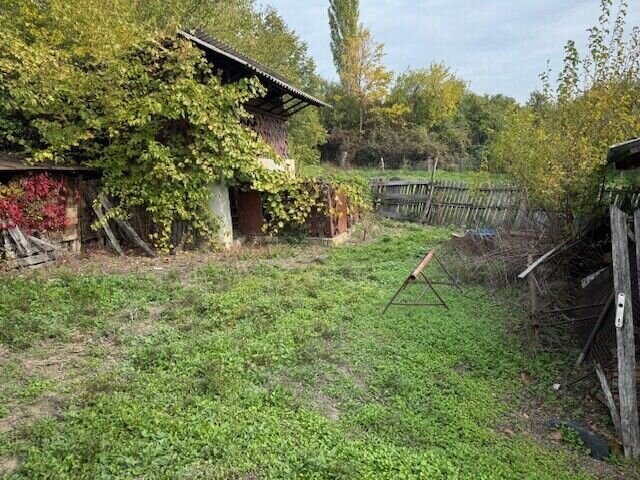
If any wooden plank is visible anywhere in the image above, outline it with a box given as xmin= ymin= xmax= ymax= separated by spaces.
xmin=459 ymin=182 xmax=472 ymax=225
xmin=611 ymin=205 xmax=640 ymax=459
xmin=374 ymin=193 xmax=432 ymax=203
xmin=92 ymin=202 xmax=125 ymax=257
xmin=7 ymin=226 xmax=34 ymax=256
xmin=371 ymin=180 xmax=431 ymax=187
xmin=5 ymin=252 xmax=55 ymax=269
xmin=442 ymin=181 xmax=453 ymax=225
xmin=449 ymin=182 xmax=459 ymax=224
xmin=27 ymin=235 xmax=62 ymax=253
xmin=410 ymin=251 xmax=435 ymax=279
xmin=419 ymin=159 xmax=438 ymax=223
xmin=595 ymin=363 xmax=622 ymax=438
xmin=518 ymin=245 xmax=561 ymax=279
xmin=528 ymin=254 xmax=540 ymax=344
xmin=1 ymin=229 xmax=17 ymax=259
xmin=100 ymin=196 xmax=156 ymax=257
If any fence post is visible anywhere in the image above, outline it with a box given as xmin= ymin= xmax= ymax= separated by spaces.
xmin=610 ymin=205 xmax=640 ymax=459
xmin=419 ymin=158 xmax=438 ymax=224
xmin=527 ymin=254 xmax=540 ymax=346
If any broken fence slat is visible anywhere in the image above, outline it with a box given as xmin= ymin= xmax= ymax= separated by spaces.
xmin=7 ymin=226 xmax=35 ymax=256
xmin=419 ymin=158 xmax=438 ymax=224
xmin=4 ymin=252 xmax=55 ymax=269
xmin=518 ymin=244 xmax=561 ymax=279
xmin=595 ymin=363 xmax=622 ymax=438
xmin=27 ymin=235 xmax=62 ymax=253
xmin=1 ymin=229 xmax=17 ymax=259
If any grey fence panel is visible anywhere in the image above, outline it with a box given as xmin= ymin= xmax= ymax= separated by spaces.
xmin=372 ymin=179 xmax=547 ymax=231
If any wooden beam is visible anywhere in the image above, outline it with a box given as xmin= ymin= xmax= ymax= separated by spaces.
xmin=100 ymin=196 xmax=156 ymax=258
xmin=527 ymin=254 xmax=540 ymax=344
xmin=518 ymin=244 xmax=561 ymax=279
xmin=595 ymin=363 xmax=622 ymax=438
xmin=575 ymin=291 xmax=614 ymax=366
xmin=610 ymin=205 xmax=640 ymax=458
xmin=284 ymin=102 xmax=309 ymax=117
xmin=92 ymin=202 xmax=125 ymax=257
xmin=27 ymin=235 xmax=62 ymax=253
xmin=419 ymin=158 xmax=438 ymax=223
xmin=7 ymin=226 xmax=35 ymax=256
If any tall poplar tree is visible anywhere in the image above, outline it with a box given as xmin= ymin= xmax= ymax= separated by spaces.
xmin=328 ymin=0 xmax=359 ymax=76
xmin=341 ymin=27 xmax=392 ymax=133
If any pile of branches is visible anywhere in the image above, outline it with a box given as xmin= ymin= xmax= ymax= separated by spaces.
xmin=445 ymin=229 xmax=556 ymax=294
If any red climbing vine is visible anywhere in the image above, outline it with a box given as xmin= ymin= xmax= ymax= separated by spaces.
xmin=0 ymin=173 xmax=70 ymax=233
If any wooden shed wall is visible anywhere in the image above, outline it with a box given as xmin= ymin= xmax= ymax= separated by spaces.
xmin=243 ymin=111 xmax=289 ymax=158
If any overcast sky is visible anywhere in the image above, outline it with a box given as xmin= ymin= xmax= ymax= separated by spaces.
xmin=263 ymin=0 xmax=639 ymax=103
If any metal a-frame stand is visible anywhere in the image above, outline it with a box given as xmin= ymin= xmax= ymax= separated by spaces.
xmin=383 ymin=250 xmax=462 ymax=314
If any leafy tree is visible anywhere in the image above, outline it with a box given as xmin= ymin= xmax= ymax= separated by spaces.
xmin=389 ymin=64 xmax=467 ymax=129
xmin=340 ymin=27 xmax=393 ymax=133
xmin=457 ymin=92 xmax=518 ymax=168
xmin=288 ymin=107 xmax=327 ymax=166
xmin=328 ymin=0 xmax=360 ymax=76
xmin=492 ymin=0 xmax=640 ymax=226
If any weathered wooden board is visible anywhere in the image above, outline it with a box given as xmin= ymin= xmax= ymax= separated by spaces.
xmin=610 ymin=206 xmax=640 ymax=459
xmin=371 ymin=179 xmax=544 ymax=230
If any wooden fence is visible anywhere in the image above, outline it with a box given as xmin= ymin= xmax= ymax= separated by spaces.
xmin=372 ymin=179 xmax=547 ymax=230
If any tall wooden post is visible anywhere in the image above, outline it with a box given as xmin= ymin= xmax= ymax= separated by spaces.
xmin=419 ymin=158 xmax=438 ymax=224
xmin=610 ymin=205 xmax=640 ymax=459
xmin=527 ymin=254 xmax=540 ymax=346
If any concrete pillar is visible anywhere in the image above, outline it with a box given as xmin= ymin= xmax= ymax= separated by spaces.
xmin=209 ymin=182 xmax=233 ymax=248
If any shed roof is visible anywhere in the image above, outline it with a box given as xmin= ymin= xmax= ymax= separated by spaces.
xmin=608 ymin=137 xmax=640 ymax=170
xmin=178 ymin=29 xmax=331 ymax=116
xmin=0 ymin=153 xmax=95 ymax=173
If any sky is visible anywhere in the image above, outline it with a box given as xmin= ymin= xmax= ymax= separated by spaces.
xmin=263 ymin=0 xmax=640 ymax=103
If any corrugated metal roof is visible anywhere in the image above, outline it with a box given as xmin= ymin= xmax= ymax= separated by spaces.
xmin=178 ymin=29 xmax=331 ymax=111
xmin=608 ymin=137 xmax=640 ymax=170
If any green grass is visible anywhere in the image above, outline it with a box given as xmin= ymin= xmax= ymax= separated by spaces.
xmin=302 ymin=163 xmax=507 ymax=184
xmin=0 ymin=223 xmax=599 ymax=479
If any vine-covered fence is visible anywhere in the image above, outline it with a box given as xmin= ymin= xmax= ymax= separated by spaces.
xmin=372 ymin=179 xmax=547 ymax=230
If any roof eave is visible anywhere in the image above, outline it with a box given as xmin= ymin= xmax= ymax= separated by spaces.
xmin=178 ymin=30 xmax=331 ymax=112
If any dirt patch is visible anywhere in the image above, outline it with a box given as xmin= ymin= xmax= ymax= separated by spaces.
xmin=0 ymin=393 xmax=63 ymax=434
xmin=335 ymin=363 xmax=367 ymax=391
xmin=5 ymin=242 xmax=331 ymax=281
xmin=0 ymin=311 xmax=158 ymax=437
xmin=313 ymin=390 xmax=341 ymax=422
xmin=126 ymin=304 xmax=164 ymax=337
xmin=498 ymin=397 xmax=633 ymax=480
xmin=0 ymin=456 xmax=19 ymax=476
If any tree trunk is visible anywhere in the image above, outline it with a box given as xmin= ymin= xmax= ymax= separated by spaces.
xmin=339 ymin=151 xmax=350 ymax=170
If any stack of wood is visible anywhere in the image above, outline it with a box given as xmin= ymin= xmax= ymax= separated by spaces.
xmin=1 ymin=221 xmax=64 ymax=269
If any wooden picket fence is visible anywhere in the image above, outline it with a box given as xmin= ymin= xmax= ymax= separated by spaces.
xmin=371 ymin=179 xmax=548 ymax=230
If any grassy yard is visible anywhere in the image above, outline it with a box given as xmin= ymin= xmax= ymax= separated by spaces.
xmin=0 ymin=220 xmax=621 ymax=479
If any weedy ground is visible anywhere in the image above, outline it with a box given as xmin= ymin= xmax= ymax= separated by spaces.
xmin=0 ymin=219 xmax=633 ymax=479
